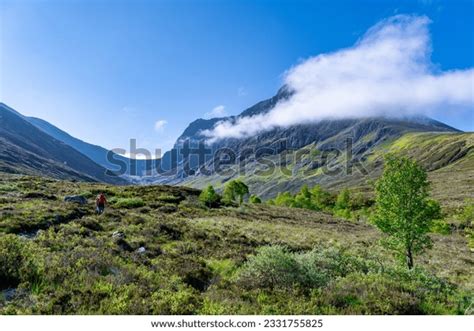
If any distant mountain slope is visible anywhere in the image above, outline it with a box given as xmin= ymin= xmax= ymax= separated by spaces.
xmin=26 ymin=117 xmax=153 ymax=177
xmin=173 ymin=86 xmax=293 ymax=144
xmin=0 ymin=103 xmax=127 ymax=184
xmin=154 ymin=86 xmax=462 ymax=193
xmin=154 ymin=86 xmax=297 ymax=176
xmin=172 ymin=85 xmax=457 ymax=147
xmin=179 ymin=131 xmax=473 ymax=205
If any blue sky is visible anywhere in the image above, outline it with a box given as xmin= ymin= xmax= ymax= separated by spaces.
xmin=1 ymin=0 xmax=473 ymax=154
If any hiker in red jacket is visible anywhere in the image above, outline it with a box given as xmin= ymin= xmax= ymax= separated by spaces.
xmin=96 ymin=193 xmax=107 ymax=214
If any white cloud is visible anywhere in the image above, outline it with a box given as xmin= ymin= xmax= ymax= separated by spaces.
xmin=203 ymin=15 xmax=474 ymax=142
xmin=154 ymin=119 xmax=167 ymax=132
xmin=204 ymin=105 xmax=227 ymax=118
xmin=116 ymin=151 xmax=150 ymax=160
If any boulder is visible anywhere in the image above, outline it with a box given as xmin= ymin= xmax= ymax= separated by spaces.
xmin=64 ymin=195 xmax=87 ymax=205
xmin=112 ymin=231 xmax=125 ymax=239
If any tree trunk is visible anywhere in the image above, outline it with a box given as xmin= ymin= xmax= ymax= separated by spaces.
xmin=406 ymin=247 xmax=414 ymax=269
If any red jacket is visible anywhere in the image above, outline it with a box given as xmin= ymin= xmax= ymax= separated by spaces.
xmin=96 ymin=194 xmax=107 ymax=205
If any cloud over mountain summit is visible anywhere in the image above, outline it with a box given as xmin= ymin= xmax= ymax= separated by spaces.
xmin=204 ymin=15 xmax=474 ymax=141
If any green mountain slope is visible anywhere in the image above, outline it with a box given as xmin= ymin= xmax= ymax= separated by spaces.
xmin=154 ymin=86 xmax=463 ymax=197
xmin=371 ymin=132 xmax=474 ymax=208
xmin=181 ymin=131 xmax=473 ymax=208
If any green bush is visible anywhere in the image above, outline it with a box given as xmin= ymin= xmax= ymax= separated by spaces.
xmin=333 ymin=189 xmax=353 ymax=219
xmin=334 ymin=208 xmax=352 ymax=220
xmin=238 ymin=245 xmax=370 ymax=290
xmin=150 ymin=276 xmax=201 ymax=314
xmin=238 ymin=246 xmax=301 ymax=289
xmin=335 ymin=189 xmax=351 ymax=210
xmin=0 ymin=183 xmax=17 ymax=193
xmin=319 ymin=268 xmax=466 ymax=314
xmin=457 ymin=201 xmax=474 ymax=249
xmin=310 ymin=185 xmax=333 ymax=210
xmin=0 ymin=235 xmax=43 ymax=288
xmin=112 ymin=197 xmax=145 ymax=208
xmin=430 ymin=220 xmax=452 ymax=235
xmin=296 ymin=247 xmax=368 ymax=288
xmin=207 ymin=259 xmax=237 ymax=282
xmin=274 ymin=192 xmax=296 ymax=207
xmin=249 ymin=195 xmax=262 ymax=204
xmin=458 ymin=200 xmax=474 ymax=225
xmin=79 ymin=191 xmax=94 ymax=199
xmin=320 ymin=272 xmax=422 ymax=314
xmin=271 ymin=185 xmax=334 ymax=212
xmin=294 ymin=185 xmax=313 ymax=209
xmin=199 ymin=185 xmax=221 ymax=208
xmin=157 ymin=194 xmax=182 ymax=203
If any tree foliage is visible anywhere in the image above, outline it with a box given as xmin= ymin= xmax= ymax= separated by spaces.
xmin=373 ymin=155 xmax=441 ymax=269
xmin=249 ymin=194 xmax=262 ymax=204
xmin=310 ymin=185 xmax=332 ymax=211
xmin=334 ymin=189 xmax=352 ymax=219
xmin=223 ymin=180 xmax=249 ymax=205
xmin=273 ymin=185 xmax=335 ymax=212
xmin=335 ymin=189 xmax=351 ymax=211
xmin=294 ymin=185 xmax=313 ymax=209
xmin=199 ymin=185 xmax=221 ymax=208
xmin=274 ymin=192 xmax=296 ymax=207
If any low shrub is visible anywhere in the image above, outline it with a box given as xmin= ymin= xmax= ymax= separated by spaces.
xmin=0 ymin=183 xmax=17 ymax=193
xmin=296 ymin=247 xmax=369 ymax=288
xmin=319 ymin=267 xmax=467 ymax=314
xmin=430 ymin=220 xmax=452 ymax=235
xmin=249 ymin=195 xmax=262 ymax=204
xmin=236 ymin=244 xmax=468 ymax=314
xmin=0 ymin=235 xmax=43 ymax=288
xmin=319 ymin=272 xmax=423 ymax=314
xmin=150 ymin=276 xmax=202 ymax=314
xmin=238 ymin=246 xmax=301 ymax=289
xmin=112 ymin=197 xmax=145 ymax=209
xmin=157 ymin=194 xmax=182 ymax=204
xmin=79 ymin=191 xmax=94 ymax=199
xmin=207 ymin=259 xmax=237 ymax=282
xmin=238 ymin=245 xmax=370 ymax=290
xmin=457 ymin=201 xmax=474 ymax=249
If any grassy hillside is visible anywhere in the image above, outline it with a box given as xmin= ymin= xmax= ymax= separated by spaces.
xmin=370 ymin=132 xmax=474 ymax=209
xmin=183 ymin=132 xmax=474 ymax=208
xmin=0 ymin=173 xmax=472 ymax=314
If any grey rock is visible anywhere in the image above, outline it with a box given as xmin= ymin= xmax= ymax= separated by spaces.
xmin=64 ymin=195 xmax=87 ymax=205
xmin=1 ymin=288 xmax=16 ymax=302
xmin=112 ymin=231 xmax=125 ymax=239
xmin=18 ymin=229 xmax=39 ymax=240
xmin=137 ymin=246 xmax=146 ymax=253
